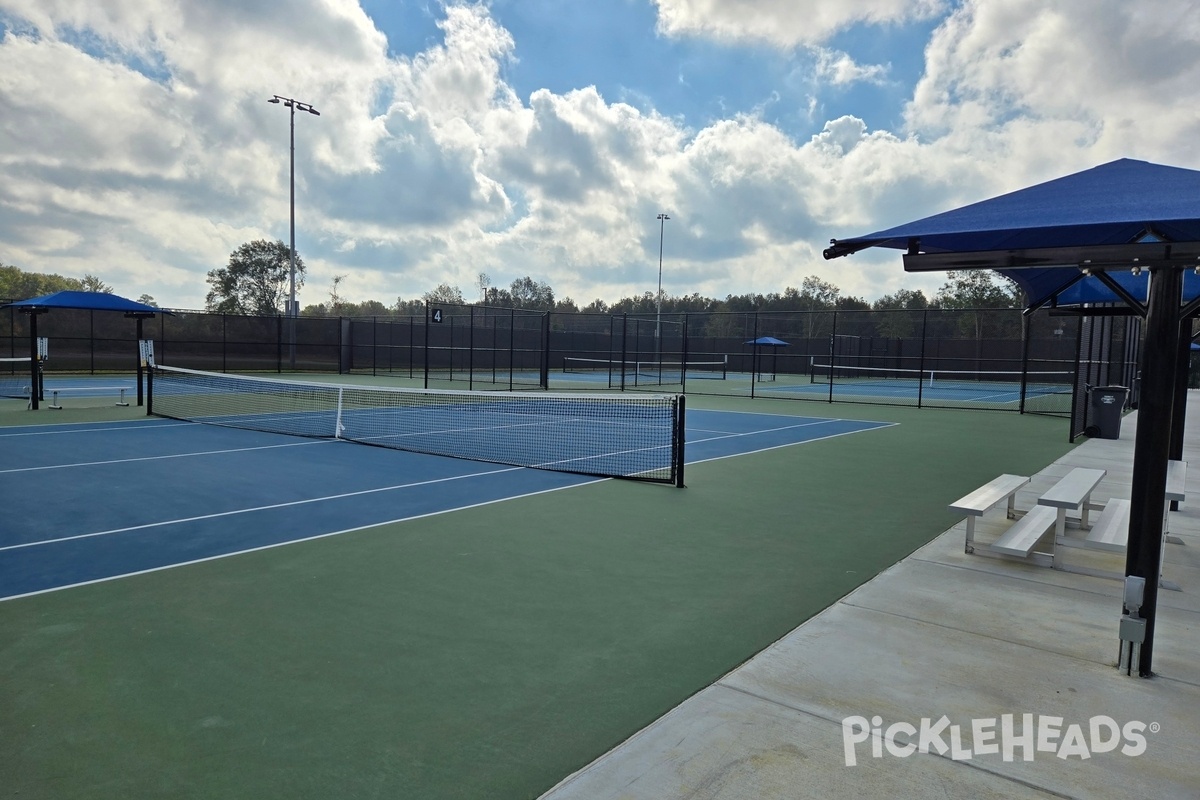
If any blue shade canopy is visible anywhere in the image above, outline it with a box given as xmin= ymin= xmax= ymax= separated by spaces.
xmin=823 ymin=159 xmax=1200 ymax=307
xmin=745 ymin=336 xmax=790 ymax=346
xmin=3 ymin=291 xmax=165 ymax=314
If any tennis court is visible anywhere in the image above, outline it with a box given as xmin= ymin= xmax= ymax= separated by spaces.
xmin=1 ymin=402 xmax=889 ymax=600
xmin=0 ymin=376 xmax=1076 ymax=799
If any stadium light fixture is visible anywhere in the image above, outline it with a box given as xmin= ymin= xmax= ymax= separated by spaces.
xmin=268 ymin=94 xmax=320 ymax=368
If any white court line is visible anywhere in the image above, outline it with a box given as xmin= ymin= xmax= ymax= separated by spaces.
xmin=688 ymin=421 xmax=898 ymax=466
xmin=0 ymin=420 xmax=192 ymax=437
xmin=0 ymin=476 xmax=604 ymax=603
xmin=686 ymin=417 xmax=874 ymax=443
xmin=0 ymin=465 xmax=527 ymax=553
xmin=0 ymin=439 xmax=335 ymax=475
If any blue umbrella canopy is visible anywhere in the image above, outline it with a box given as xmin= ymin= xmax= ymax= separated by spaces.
xmin=3 ymin=290 xmax=165 ymax=314
xmin=745 ymin=336 xmax=790 ymax=346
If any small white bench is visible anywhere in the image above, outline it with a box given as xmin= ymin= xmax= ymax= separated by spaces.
xmin=949 ymin=474 xmax=1029 ymax=555
xmin=990 ymin=505 xmax=1058 ymax=557
xmin=954 ymin=468 xmax=1107 ymax=566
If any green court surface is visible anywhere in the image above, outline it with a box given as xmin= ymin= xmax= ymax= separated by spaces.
xmin=0 ymin=396 xmax=1076 ymax=799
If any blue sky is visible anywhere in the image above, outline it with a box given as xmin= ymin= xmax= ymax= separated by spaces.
xmin=1 ymin=1 xmax=1198 ymax=310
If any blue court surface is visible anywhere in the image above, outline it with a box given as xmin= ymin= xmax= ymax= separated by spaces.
xmin=0 ymin=409 xmax=893 ymax=601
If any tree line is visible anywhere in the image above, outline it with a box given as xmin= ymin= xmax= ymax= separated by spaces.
xmin=0 ymin=264 xmax=160 ymax=307
xmin=3 ymin=238 xmax=1023 ymax=320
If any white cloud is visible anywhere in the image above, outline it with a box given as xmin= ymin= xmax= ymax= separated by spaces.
xmin=3 ymin=0 xmax=1200 ymax=312
xmin=905 ymin=0 xmax=1200 ymax=189
xmin=653 ymin=0 xmax=946 ymax=48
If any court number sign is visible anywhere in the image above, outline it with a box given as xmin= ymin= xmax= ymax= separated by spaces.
xmin=431 ymin=308 xmax=443 ymax=323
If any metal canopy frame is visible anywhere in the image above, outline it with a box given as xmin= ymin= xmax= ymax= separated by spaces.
xmin=824 ymin=160 xmax=1200 ymax=678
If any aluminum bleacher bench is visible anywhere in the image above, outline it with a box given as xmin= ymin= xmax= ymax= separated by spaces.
xmin=949 ymin=474 xmax=1054 ymax=565
xmin=952 ymin=468 xmax=1106 ymax=567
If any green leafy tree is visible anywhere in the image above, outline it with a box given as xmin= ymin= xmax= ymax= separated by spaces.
xmin=136 ymin=294 xmax=159 ymax=307
xmin=394 ymin=297 xmax=426 ymax=316
xmin=483 ymin=286 xmax=513 ymax=306
xmin=80 ymin=274 xmax=114 ymax=293
xmin=206 ymin=240 xmax=303 ymax=315
xmin=423 ymin=283 xmax=465 ymax=305
xmin=0 ymin=264 xmax=85 ymax=300
xmin=509 ymin=276 xmax=554 ymax=310
xmin=935 ymin=270 xmax=1023 ymax=339
xmin=872 ymin=288 xmax=928 ymax=338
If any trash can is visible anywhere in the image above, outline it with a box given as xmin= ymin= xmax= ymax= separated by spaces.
xmin=1089 ymin=385 xmax=1129 ymax=439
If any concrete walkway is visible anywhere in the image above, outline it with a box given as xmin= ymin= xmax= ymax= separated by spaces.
xmin=542 ymin=398 xmax=1200 ymax=799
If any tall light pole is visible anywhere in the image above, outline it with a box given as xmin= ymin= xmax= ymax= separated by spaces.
xmin=268 ymin=94 xmax=320 ymax=368
xmin=656 ymin=213 xmax=670 ymax=343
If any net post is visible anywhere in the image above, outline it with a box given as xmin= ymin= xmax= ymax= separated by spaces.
xmin=539 ymin=312 xmax=550 ymax=389
xmin=674 ymin=393 xmax=686 ymax=488
xmin=917 ymin=309 xmax=928 ymax=408
xmin=27 ymin=309 xmax=40 ymax=410
xmin=619 ymin=314 xmax=628 ymax=391
xmin=468 ymin=306 xmax=475 ymax=390
xmin=335 ymin=387 xmax=345 ymax=438
xmin=750 ymin=312 xmax=759 ymax=398
xmin=145 ymin=364 xmax=154 ymax=416
xmin=423 ymin=300 xmax=431 ymax=389
xmin=1019 ymin=312 xmax=1032 ymax=414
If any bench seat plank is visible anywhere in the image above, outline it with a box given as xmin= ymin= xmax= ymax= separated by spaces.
xmin=949 ymin=474 xmax=1029 ymax=515
xmin=1038 ymin=468 xmax=1106 ymax=509
xmin=1083 ymin=498 xmax=1131 ymax=552
xmin=991 ymin=505 xmax=1058 ymax=557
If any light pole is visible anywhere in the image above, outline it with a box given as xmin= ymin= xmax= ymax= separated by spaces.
xmin=656 ymin=213 xmax=670 ymax=343
xmin=268 ymin=94 xmax=320 ymax=368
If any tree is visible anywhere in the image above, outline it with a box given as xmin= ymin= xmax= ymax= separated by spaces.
xmin=873 ymin=288 xmax=929 ymax=311
xmin=80 ymin=274 xmax=113 ymax=293
xmin=423 ymin=283 xmax=464 ymax=305
xmin=206 ymin=239 xmax=304 ymax=315
xmin=935 ymin=270 xmax=1023 ymax=339
xmin=0 ymin=264 xmax=85 ymax=300
xmin=476 ymin=272 xmax=491 ymax=304
xmin=136 ymin=294 xmax=159 ymax=307
xmin=509 ymin=276 xmax=554 ymax=310
xmin=394 ymin=297 xmax=426 ymax=316
xmin=328 ymin=274 xmax=347 ymax=316
xmin=935 ymin=270 xmax=1021 ymax=309
xmin=872 ymin=288 xmax=928 ymax=338
xmin=483 ymin=286 xmax=513 ymax=306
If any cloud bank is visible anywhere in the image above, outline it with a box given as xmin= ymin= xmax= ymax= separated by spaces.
xmin=1 ymin=0 xmax=1198 ymax=310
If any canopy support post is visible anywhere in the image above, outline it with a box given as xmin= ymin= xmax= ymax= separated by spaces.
xmin=1123 ymin=265 xmax=1181 ymax=677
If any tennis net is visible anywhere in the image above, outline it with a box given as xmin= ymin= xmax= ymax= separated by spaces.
xmin=563 ymin=357 xmax=727 ymax=386
xmin=0 ymin=357 xmax=41 ymax=400
xmin=147 ymin=364 xmax=685 ymax=485
xmin=809 ymin=363 xmax=1073 ymax=395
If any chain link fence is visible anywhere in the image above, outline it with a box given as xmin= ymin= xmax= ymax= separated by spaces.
xmin=3 ymin=301 xmax=1141 ymax=432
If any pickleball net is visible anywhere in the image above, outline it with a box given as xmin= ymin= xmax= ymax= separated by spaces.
xmin=147 ymin=364 xmax=685 ymax=485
